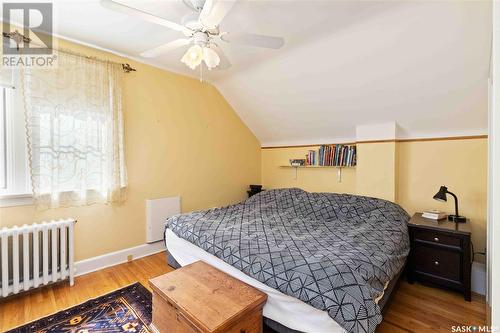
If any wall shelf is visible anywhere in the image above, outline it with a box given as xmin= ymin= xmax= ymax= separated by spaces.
xmin=280 ymin=165 xmax=355 ymax=182
xmin=280 ymin=165 xmax=355 ymax=168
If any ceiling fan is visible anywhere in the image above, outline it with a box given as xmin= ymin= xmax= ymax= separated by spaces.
xmin=100 ymin=0 xmax=285 ymax=71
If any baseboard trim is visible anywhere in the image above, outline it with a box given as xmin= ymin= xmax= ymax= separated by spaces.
xmin=74 ymin=243 xmax=486 ymax=296
xmin=472 ymin=261 xmax=486 ymax=295
xmin=74 ymin=242 xmax=166 ymax=277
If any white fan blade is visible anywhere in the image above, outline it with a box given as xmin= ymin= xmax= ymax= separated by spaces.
xmin=200 ymin=0 xmax=236 ymax=29
xmin=140 ymin=39 xmax=191 ymax=58
xmin=199 ymin=0 xmax=214 ymax=23
xmin=210 ymin=44 xmax=231 ymax=69
xmin=222 ymin=32 xmax=284 ymax=49
xmin=101 ymin=0 xmax=191 ymax=34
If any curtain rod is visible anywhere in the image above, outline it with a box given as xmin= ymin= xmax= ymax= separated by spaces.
xmin=3 ymin=30 xmax=137 ymax=73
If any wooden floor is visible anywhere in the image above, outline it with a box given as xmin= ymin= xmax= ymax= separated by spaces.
xmin=0 ymin=252 xmax=486 ymax=333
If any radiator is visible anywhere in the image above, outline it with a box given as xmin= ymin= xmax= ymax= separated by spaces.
xmin=0 ymin=219 xmax=76 ymax=297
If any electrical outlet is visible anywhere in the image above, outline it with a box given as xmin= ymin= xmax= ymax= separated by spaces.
xmin=127 ymin=255 xmax=133 ymax=262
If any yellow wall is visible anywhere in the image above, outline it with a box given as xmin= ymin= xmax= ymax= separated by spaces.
xmin=356 ymin=142 xmax=397 ymax=202
xmin=262 ymin=139 xmax=488 ymax=262
xmin=0 ymin=38 xmax=261 ymax=261
xmin=0 ymin=36 xmax=487 ymax=266
xmin=397 ymin=139 xmax=488 ymax=261
xmin=261 ymin=146 xmax=356 ymax=194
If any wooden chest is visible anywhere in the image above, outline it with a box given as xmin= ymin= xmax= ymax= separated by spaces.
xmin=149 ymin=261 xmax=268 ymax=333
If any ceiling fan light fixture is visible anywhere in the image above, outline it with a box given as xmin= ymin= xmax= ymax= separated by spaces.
xmin=203 ymin=46 xmax=220 ymax=70
xmin=102 ymin=0 xmax=286 ymax=73
xmin=181 ymin=44 xmax=203 ymax=69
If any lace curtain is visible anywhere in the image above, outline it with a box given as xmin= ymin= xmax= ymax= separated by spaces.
xmin=0 ymin=67 xmax=13 ymax=87
xmin=22 ymin=52 xmax=127 ymax=208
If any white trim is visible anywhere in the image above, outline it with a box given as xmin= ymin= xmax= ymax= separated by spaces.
xmin=0 ymin=72 xmax=31 ymax=199
xmin=472 ymin=261 xmax=487 ymax=296
xmin=490 ymin=0 xmax=500 ymax=324
xmin=74 ymin=241 xmax=166 ymax=277
xmin=488 ymin=76 xmax=493 ymax=304
xmin=0 ymin=193 xmax=33 ymax=207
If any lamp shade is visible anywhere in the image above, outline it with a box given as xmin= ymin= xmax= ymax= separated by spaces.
xmin=433 ymin=186 xmax=448 ymax=202
xmin=181 ymin=45 xmax=203 ymax=70
xmin=203 ymin=47 xmax=220 ymax=70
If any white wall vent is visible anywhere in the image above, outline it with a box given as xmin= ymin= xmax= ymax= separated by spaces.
xmin=146 ymin=196 xmax=181 ymax=243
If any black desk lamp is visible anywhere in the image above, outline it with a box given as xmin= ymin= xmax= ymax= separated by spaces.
xmin=433 ymin=185 xmax=466 ymax=223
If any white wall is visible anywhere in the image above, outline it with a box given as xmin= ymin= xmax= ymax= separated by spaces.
xmin=488 ymin=0 xmax=500 ymax=325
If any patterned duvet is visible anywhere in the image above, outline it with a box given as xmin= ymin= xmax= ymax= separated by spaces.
xmin=167 ymin=188 xmax=410 ymax=333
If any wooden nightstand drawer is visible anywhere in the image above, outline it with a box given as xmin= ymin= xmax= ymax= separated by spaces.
xmin=413 ymin=229 xmax=461 ymax=248
xmin=414 ymin=245 xmax=461 ymax=282
xmin=407 ymin=213 xmax=471 ymax=301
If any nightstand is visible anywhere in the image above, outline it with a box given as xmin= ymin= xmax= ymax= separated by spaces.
xmin=407 ymin=213 xmax=471 ymax=301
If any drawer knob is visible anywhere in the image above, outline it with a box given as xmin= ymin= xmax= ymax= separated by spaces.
xmin=433 ymin=237 xmax=439 ymax=242
xmin=434 ymin=261 xmax=440 ymax=266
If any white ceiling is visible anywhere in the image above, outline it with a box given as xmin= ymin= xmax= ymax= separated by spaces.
xmin=19 ymin=1 xmax=494 ymax=146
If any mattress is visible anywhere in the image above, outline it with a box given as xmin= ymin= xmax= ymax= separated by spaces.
xmin=167 ymin=189 xmax=409 ymax=333
xmin=166 ymin=228 xmax=389 ymax=333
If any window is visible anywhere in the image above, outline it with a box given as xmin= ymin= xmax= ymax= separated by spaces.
xmin=0 ymin=88 xmax=7 ymax=190
xmin=23 ymin=52 xmax=126 ymax=208
xmin=0 ymin=72 xmax=32 ymax=206
xmin=0 ymin=53 xmax=127 ymax=209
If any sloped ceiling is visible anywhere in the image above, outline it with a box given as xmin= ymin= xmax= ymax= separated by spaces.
xmin=11 ymin=0 xmax=492 ymax=146
xmin=214 ymin=1 xmax=492 ymax=146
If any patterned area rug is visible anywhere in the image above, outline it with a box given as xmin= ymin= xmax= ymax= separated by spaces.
xmin=7 ymin=283 xmax=153 ymax=333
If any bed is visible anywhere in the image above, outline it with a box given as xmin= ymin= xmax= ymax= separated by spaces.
xmin=164 ymin=188 xmax=410 ymax=333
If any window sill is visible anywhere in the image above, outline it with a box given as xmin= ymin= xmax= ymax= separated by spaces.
xmin=0 ymin=194 xmax=33 ymax=207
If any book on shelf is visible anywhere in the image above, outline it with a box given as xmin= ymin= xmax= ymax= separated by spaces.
xmin=422 ymin=210 xmax=447 ymax=220
xmin=318 ymin=144 xmax=356 ymax=167
xmin=306 ymin=150 xmax=316 ymax=166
